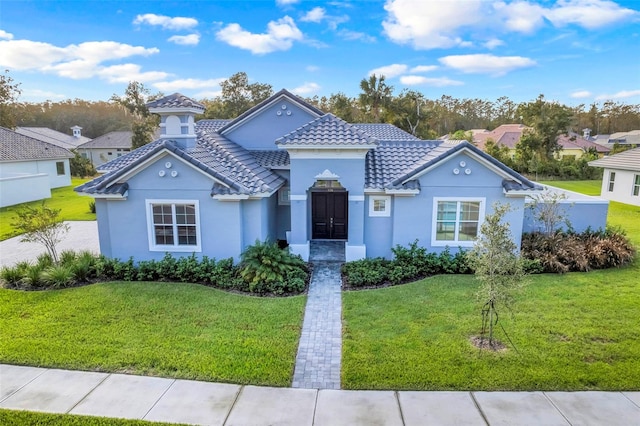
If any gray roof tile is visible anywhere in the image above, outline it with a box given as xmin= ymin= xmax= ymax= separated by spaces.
xmin=196 ymin=119 xmax=232 ymax=133
xmin=1 ymin=126 xmax=73 ymax=161
xmin=15 ymin=126 xmax=90 ymax=150
xmin=251 ymin=150 xmax=290 ymax=168
xmin=146 ymin=93 xmax=205 ymax=111
xmin=276 ymin=114 xmax=378 ymax=147
xmin=589 ymin=147 xmax=640 ymax=171
xmin=78 ymin=131 xmax=132 ymax=149
xmin=354 ymin=124 xmax=421 ymax=142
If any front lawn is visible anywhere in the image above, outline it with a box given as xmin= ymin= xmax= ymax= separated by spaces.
xmin=540 ymin=179 xmax=601 ymax=196
xmin=0 ymin=282 xmax=305 ymax=387
xmin=0 ymin=178 xmax=95 ymax=241
xmin=0 ymin=410 xmax=183 ymax=425
xmin=342 ymin=192 xmax=640 ymax=390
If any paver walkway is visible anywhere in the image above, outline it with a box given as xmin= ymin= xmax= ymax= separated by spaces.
xmin=292 ymin=241 xmax=344 ymax=389
xmin=2 ymin=364 xmax=640 ymax=425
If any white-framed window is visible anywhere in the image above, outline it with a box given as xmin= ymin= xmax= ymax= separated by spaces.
xmin=608 ymin=171 xmax=616 ymax=192
xmin=633 ymin=174 xmax=640 ymax=197
xmin=369 ymin=195 xmax=391 ymax=217
xmin=146 ymin=199 xmax=201 ymax=252
xmin=432 ymin=197 xmax=485 ymax=247
xmin=278 ymin=187 xmax=290 ymax=205
xmin=55 ymin=161 xmax=65 ymax=175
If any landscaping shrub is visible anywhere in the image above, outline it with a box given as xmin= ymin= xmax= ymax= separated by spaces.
xmin=41 ymin=265 xmax=75 ymax=288
xmin=239 ymin=240 xmax=308 ymax=295
xmin=22 ymin=264 xmax=46 ymax=288
xmin=341 ymin=258 xmax=390 ymax=287
xmin=521 ymin=227 xmax=635 ymax=273
xmin=0 ymin=264 xmax=24 ymax=288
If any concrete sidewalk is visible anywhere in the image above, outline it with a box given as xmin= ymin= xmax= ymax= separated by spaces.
xmin=1 ymin=365 xmax=639 ymax=425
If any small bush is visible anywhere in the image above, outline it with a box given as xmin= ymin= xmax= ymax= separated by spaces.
xmin=22 ymin=264 xmax=45 ymax=288
xmin=342 ymin=258 xmax=390 ymax=287
xmin=89 ymin=200 xmax=96 ymax=214
xmin=41 ymin=265 xmax=75 ymax=288
xmin=1 ymin=265 xmax=24 ymax=288
xmin=36 ymin=252 xmax=54 ymax=269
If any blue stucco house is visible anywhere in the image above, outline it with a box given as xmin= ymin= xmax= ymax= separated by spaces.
xmin=76 ymin=90 xmax=608 ymax=262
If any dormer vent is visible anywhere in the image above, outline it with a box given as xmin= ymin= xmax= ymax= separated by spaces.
xmin=146 ymin=93 xmax=206 ymax=149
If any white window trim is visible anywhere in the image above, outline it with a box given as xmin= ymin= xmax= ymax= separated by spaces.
xmin=608 ymin=171 xmax=616 ymax=192
xmin=278 ymin=187 xmax=290 ymax=205
xmin=369 ymin=195 xmax=391 ymax=217
xmin=145 ymin=199 xmax=202 ymax=252
xmin=431 ymin=197 xmax=486 ymax=248
xmin=632 ymin=174 xmax=640 ymax=197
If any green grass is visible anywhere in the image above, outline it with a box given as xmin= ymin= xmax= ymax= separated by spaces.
xmin=0 ymin=282 xmax=305 ymax=386
xmin=0 ymin=178 xmax=95 ymax=241
xmin=0 ymin=409 xmax=184 ymax=425
xmin=342 ymin=190 xmax=640 ymax=391
xmin=540 ymin=179 xmax=602 ymax=196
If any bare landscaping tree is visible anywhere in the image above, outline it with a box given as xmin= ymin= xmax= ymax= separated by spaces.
xmin=11 ymin=203 xmax=69 ymax=264
xmin=528 ymin=189 xmax=571 ymax=236
xmin=468 ymin=202 xmax=527 ymax=349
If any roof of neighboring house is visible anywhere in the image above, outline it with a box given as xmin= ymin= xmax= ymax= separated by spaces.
xmin=608 ymin=130 xmax=640 ymax=145
xmin=589 ymin=147 xmax=640 ymax=172
xmin=276 ymin=114 xmax=378 ymax=147
xmin=557 ymin=134 xmax=611 ymax=154
xmin=15 ymin=126 xmax=91 ymax=150
xmin=78 ymin=131 xmax=133 ymax=149
xmin=473 ymin=124 xmax=530 ymax=150
xmin=0 ymin=126 xmax=73 ymax=161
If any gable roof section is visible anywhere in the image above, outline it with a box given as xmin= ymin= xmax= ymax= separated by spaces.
xmin=76 ymin=134 xmax=285 ymax=197
xmin=1 ymin=126 xmax=73 ymax=161
xmin=218 ymin=89 xmax=324 ymax=135
xmin=557 ymin=134 xmax=610 ymax=154
xmin=276 ymin=114 xmax=378 ymax=147
xmin=78 ymin=131 xmax=133 ymax=149
xmin=353 ymin=124 xmax=420 ymax=142
xmin=589 ymin=147 xmax=640 ymax=172
xmin=474 ymin=124 xmax=529 ymax=150
xmin=197 ymin=119 xmax=232 ymax=133
xmin=15 ymin=126 xmax=90 ymax=149
xmin=389 ymin=141 xmax=540 ymax=193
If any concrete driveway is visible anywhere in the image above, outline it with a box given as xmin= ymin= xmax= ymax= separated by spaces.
xmin=0 ymin=221 xmax=99 ymax=268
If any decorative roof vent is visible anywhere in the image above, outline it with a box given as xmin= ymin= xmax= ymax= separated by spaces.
xmin=71 ymin=125 xmax=82 ymax=138
xmin=146 ymin=93 xmax=206 ymax=149
xmin=582 ymin=128 xmax=592 ymax=139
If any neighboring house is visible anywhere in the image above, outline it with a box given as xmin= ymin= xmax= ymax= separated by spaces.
xmin=77 ymin=131 xmax=133 ymax=168
xmin=76 ymin=91 xmax=608 ymax=262
xmin=0 ymin=127 xmax=73 ymax=207
xmin=15 ymin=125 xmax=91 ymax=150
xmin=555 ymin=133 xmax=610 ymax=159
xmin=606 ymin=130 xmax=640 ymax=146
xmin=589 ymin=147 xmax=640 ymax=206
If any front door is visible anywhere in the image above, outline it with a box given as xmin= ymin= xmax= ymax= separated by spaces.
xmin=312 ymin=191 xmax=348 ymax=239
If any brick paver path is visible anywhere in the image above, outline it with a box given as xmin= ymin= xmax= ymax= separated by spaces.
xmin=292 ymin=241 xmax=344 ymax=389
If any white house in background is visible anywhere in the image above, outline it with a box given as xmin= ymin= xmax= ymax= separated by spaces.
xmin=15 ymin=125 xmax=91 ymax=150
xmin=77 ymin=131 xmax=133 ymax=168
xmin=589 ymin=147 xmax=640 ymax=206
xmin=0 ymin=127 xmax=73 ymax=207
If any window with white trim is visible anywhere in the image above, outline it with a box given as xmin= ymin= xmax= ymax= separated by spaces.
xmin=432 ymin=198 xmax=485 ymax=246
xmin=608 ymin=171 xmax=616 ymax=192
xmin=278 ymin=187 xmax=290 ymax=205
xmin=146 ymin=200 xmax=201 ymax=252
xmin=56 ymin=161 xmax=65 ymax=175
xmin=633 ymin=174 xmax=640 ymax=197
xmin=369 ymin=195 xmax=391 ymax=217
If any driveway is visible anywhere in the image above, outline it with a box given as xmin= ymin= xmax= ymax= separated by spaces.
xmin=0 ymin=221 xmax=99 ymax=268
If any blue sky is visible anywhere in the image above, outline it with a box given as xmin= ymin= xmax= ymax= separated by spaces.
xmin=1 ymin=0 xmax=639 ymax=106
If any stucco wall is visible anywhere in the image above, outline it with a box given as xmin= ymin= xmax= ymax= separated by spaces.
xmin=0 ymin=173 xmax=51 ymax=207
xmin=0 ymin=159 xmax=71 ymax=189
xmin=598 ymin=168 xmax=640 ymax=206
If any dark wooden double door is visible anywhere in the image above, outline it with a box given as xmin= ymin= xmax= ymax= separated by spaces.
xmin=311 ymin=191 xmax=348 ymax=240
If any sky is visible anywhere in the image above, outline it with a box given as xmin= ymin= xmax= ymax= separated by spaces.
xmin=1 ymin=0 xmax=639 ymax=107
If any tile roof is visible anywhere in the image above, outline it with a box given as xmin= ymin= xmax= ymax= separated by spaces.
xmin=557 ymin=134 xmax=610 ymax=153
xmin=196 ymin=119 xmax=233 ymax=133
xmin=1 ymin=126 xmax=73 ymax=161
xmin=589 ymin=147 xmax=640 ymax=172
xmin=276 ymin=114 xmax=378 ymax=147
xmin=15 ymin=126 xmax=91 ymax=150
xmin=251 ymin=150 xmax=290 ymax=168
xmin=77 ymin=133 xmax=285 ymax=197
xmin=353 ymin=124 xmax=421 ymax=142
xmin=146 ymin=93 xmax=206 ymax=111
xmin=78 ymin=131 xmax=133 ymax=149
xmin=473 ymin=124 xmax=529 ymax=150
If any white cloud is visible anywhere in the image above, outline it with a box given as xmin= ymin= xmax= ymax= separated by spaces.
xmin=570 ymin=90 xmax=592 ymax=98
xmin=595 ymin=89 xmax=640 ymax=100
xmin=368 ymin=64 xmax=408 ymax=79
xmin=546 ymin=0 xmax=639 ymax=30
xmin=439 ymin=54 xmax=536 ymax=76
xmin=133 ymin=14 xmax=198 ymax=30
xmin=484 ymin=38 xmax=505 ymax=49
xmin=400 ymin=75 xmax=464 ymax=87
xmin=410 ymin=65 xmax=438 ymax=73
xmin=291 ymin=82 xmax=321 ymax=95
xmin=216 ymin=16 xmax=303 ymax=54
xmin=0 ymin=39 xmax=164 ymax=83
xmin=0 ymin=29 xmax=13 ymax=40
xmin=337 ymin=29 xmax=375 ymax=43
xmin=153 ymin=78 xmax=225 ymax=92
xmin=382 ymin=0 xmax=482 ymax=49
xmin=276 ymin=0 xmax=300 ymax=6
xmin=493 ymin=1 xmax=546 ymax=34
xmin=301 ymin=7 xmax=325 ymax=23
xmin=168 ymin=34 xmax=200 ymax=45
xmin=306 ymin=65 xmax=320 ymax=72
